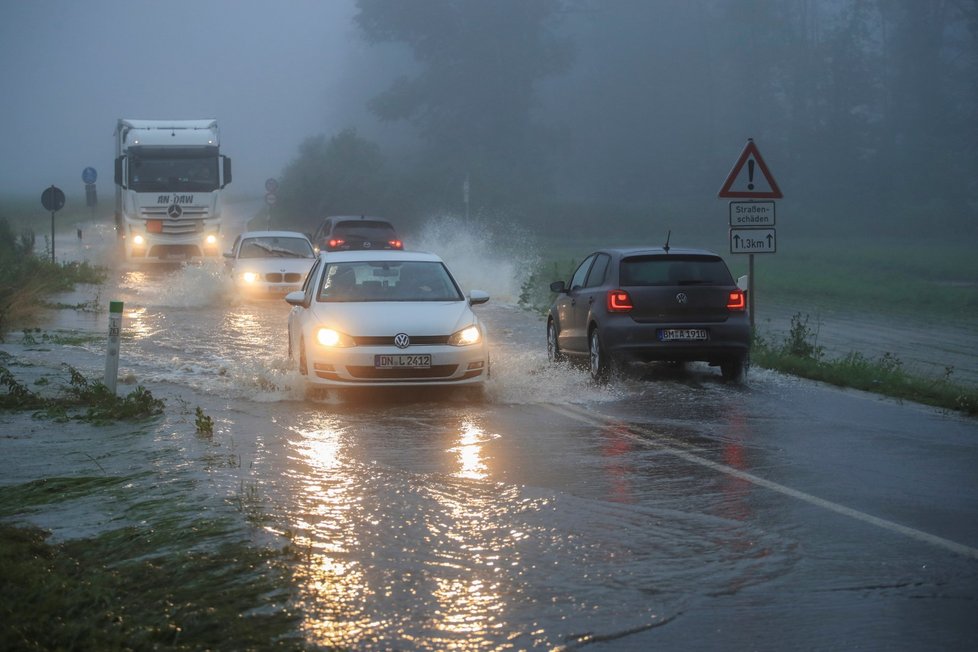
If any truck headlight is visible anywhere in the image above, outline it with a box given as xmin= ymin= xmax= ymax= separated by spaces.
xmin=132 ymin=234 xmax=145 ymax=246
xmin=205 ymin=234 xmax=218 ymax=246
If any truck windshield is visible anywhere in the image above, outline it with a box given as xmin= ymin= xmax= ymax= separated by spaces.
xmin=128 ymin=154 xmax=220 ymax=193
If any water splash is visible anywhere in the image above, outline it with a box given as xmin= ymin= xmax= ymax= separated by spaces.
xmin=118 ymin=259 xmax=234 ymax=309
xmin=410 ymin=214 xmax=540 ymax=305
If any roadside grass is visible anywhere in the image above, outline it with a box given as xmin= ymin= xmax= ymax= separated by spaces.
xmin=0 ymin=520 xmax=303 ymax=651
xmin=0 ymin=216 xmax=107 ymax=339
xmin=0 ymin=362 xmax=164 ymax=423
xmin=753 ymin=313 xmax=978 ymax=416
xmin=747 ymin=237 xmax=978 ymax=318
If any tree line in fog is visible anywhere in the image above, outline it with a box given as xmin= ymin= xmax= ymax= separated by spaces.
xmin=276 ymin=0 xmax=978 ymax=237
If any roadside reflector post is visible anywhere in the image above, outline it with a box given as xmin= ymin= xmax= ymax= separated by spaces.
xmin=104 ymin=301 xmax=124 ymax=394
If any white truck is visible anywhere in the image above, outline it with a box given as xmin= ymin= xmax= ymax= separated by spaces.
xmin=114 ymin=119 xmax=232 ymax=262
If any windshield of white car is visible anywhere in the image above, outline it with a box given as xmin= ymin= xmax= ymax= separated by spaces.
xmin=317 ymin=261 xmax=463 ymax=302
xmin=238 ymin=237 xmax=314 ymax=258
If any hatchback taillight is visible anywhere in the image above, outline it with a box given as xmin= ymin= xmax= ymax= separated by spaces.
xmin=607 ymin=289 xmax=633 ymax=312
xmin=389 ymin=239 xmax=403 ymax=249
xmin=328 ymin=238 xmax=345 ymax=248
xmin=727 ymin=290 xmax=746 ymax=311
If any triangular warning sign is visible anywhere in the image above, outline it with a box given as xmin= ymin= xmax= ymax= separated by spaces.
xmin=718 ymin=140 xmax=783 ymax=199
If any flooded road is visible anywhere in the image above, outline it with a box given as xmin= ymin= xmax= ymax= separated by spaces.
xmin=2 ymin=224 xmax=978 ymax=650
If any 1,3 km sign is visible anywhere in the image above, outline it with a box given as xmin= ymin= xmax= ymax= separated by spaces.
xmin=729 ymin=200 xmax=776 ymax=253
xmin=730 ymin=228 xmax=776 ymax=253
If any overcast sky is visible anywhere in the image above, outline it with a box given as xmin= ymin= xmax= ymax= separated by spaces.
xmin=0 ymin=0 xmax=367 ymax=199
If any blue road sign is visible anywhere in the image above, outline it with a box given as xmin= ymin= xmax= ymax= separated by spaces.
xmin=82 ymin=167 xmax=97 ymax=184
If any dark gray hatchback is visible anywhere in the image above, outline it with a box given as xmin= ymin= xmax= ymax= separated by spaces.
xmin=547 ymin=247 xmax=751 ymax=382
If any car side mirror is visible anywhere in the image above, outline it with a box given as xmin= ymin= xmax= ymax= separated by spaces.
xmin=550 ymin=280 xmax=566 ymax=293
xmin=223 ymin=252 xmax=233 ymax=259
xmin=468 ymin=290 xmax=490 ymax=305
xmin=284 ymin=290 xmax=308 ymax=308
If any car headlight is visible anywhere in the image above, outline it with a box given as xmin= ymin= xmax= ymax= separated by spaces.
xmin=316 ymin=327 xmax=355 ymax=348
xmin=448 ymin=324 xmax=481 ymax=346
xmin=241 ymin=271 xmax=258 ymax=284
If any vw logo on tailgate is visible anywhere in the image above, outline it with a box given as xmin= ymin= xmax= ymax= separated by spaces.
xmin=675 ymin=292 xmax=688 ymax=304
xmin=394 ymin=333 xmax=411 ymax=349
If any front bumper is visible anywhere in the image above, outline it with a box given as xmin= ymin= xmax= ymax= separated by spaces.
xmin=305 ymin=344 xmax=489 ymax=387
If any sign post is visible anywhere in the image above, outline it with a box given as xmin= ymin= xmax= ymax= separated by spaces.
xmin=718 ymin=139 xmax=783 ymax=331
xmin=104 ymin=301 xmax=124 ymax=394
xmin=82 ymin=167 xmax=98 ymax=220
xmin=40 ymin=185 xmax=66 ymax=263
xmin=265 ymin=178 xmax=279 ymax=229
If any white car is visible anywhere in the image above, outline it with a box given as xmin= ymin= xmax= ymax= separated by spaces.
xmin=225 ymin=231 xmax=317 ymax=298
xmin=286 ymin=250 xmax=490 ymax=388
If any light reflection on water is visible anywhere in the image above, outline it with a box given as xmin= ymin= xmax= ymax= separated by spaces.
xmin=281 ymin=412 xmax=552 ymax=650
xmin=450 ymin=419 xmax=497 ymax=481
xmin=288 ymin=417 xmax=375 ymax=647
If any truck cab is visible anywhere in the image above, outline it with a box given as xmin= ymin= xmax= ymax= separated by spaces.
xmin=114 ymin=119 xmax=232 ymax=262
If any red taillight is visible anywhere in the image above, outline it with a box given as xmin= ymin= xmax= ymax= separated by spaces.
xmin=328 ymin=238 xmax=345 ymax=248
xmin=607 ymin=289 xmax=633 ymax=312
xmin=727 ymin=290 xmax=746 ymax=311
xmin=389 ymin=239 xmax=403 ymax=249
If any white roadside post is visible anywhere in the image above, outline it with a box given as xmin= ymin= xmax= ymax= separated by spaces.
xmin=104 ymin=301 xmax=123 ymax=394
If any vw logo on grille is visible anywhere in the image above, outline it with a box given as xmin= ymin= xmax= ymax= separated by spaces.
xmin=363 ymin=241 xmax=372 ymax=249
xmin=167 ymin=204 xmax=183 ymax=219
xmin=676 ymin=292 xmax=688 ymax=305
xmin=394 ymin=333 xmax=410 ymax=349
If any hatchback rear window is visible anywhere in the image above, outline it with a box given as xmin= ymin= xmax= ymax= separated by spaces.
xmin=334 ymin=221 xmax=397 ymax=239
xmin=620 ymin=255 xmax=734 ymax=286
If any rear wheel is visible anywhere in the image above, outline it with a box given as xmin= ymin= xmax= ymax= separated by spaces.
xmin=547 ymin=319 xmax=563 ymax=363
xmin=721 ymin=355 xmax=746 ymax=382
xmin=589 ymin=327 xmax=614 ymax=383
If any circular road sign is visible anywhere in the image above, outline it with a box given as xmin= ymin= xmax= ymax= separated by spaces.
xmin=265 ymin=177 xmax=279 ymax=193
xmin=265 ymin=192 xmax=277 ymax=206
xmin=82 ymin=167 xmax=97 ymax=184
xmin=41 ymin=185 xmax=66 ymax=212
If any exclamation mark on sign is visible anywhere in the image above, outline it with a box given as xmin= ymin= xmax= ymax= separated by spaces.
xmin=747 ymin=159 xmax=755 ymax=191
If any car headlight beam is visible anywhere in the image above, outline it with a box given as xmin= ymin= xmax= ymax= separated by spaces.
xmin=449 ymin=324 xmax=481 ymax=346
xmin=316 ymin=327 xmax=355 ymax=348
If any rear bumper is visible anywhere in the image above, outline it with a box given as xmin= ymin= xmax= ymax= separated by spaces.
xmin=601 ymin=317 xmax=751 ymax=363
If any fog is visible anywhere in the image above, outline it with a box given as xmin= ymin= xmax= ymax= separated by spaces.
xmin=2 ymin=0 xmax=976 ymax=237
xmin=0 ymin=0 xmax=364 ymax=197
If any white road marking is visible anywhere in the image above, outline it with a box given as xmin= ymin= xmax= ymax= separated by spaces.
xmin=546 ymin=403 xmax=978 ymax=561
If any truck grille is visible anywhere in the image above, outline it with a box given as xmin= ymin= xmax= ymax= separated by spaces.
xmin=141 ymin=206 xmax=211 ymax=235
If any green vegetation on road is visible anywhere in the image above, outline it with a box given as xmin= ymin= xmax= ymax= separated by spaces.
xmin=0 ymin=217 xmax=105 ymax=339
xmin=754 ymin=313 xmax=978 ymax=416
